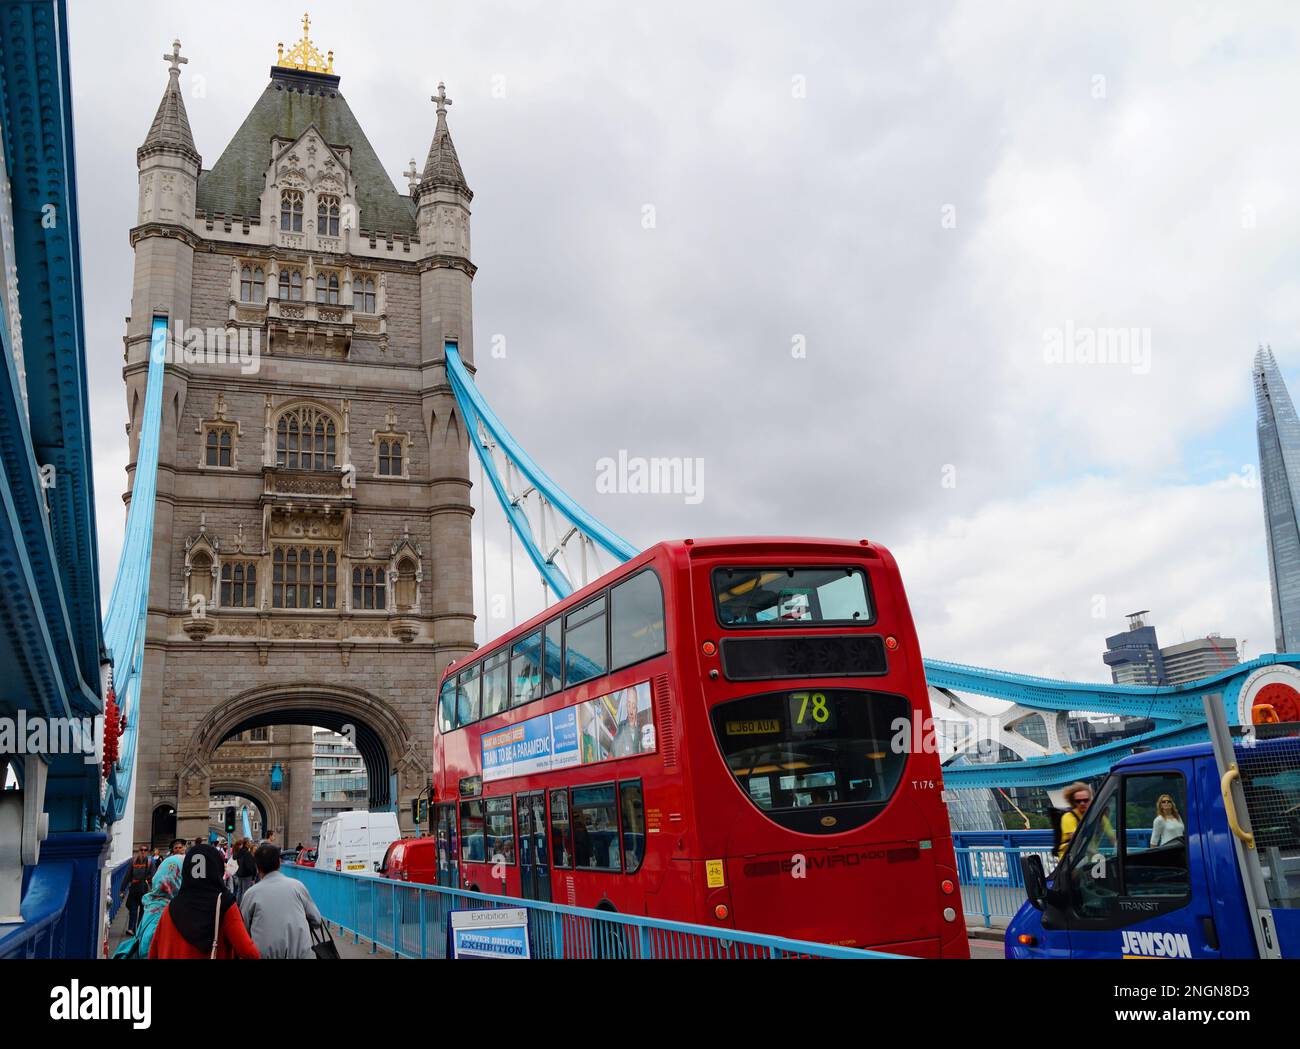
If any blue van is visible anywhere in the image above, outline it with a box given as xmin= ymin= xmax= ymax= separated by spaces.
xmin=1006 ymin=729 xmax=1300 ymax=959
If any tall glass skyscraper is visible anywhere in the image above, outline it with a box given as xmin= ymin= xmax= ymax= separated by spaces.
xmin=1254 ymin=346 xmax=1300 ymax=653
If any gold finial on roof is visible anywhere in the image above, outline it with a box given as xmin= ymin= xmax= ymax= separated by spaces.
xmin=275 ymin=12 xmax=335 ymax=74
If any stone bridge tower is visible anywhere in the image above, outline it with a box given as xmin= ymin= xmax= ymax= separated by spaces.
xmin=123 ymin=22 xmax=476 ymax=846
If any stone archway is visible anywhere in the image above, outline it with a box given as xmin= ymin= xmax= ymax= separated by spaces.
xmin=175 ymin=681 xmax=428 ymax=846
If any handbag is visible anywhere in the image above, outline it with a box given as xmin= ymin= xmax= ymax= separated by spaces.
xmin=209 ymin=897 xmax=222 ymax=959
xmin=310 ymin=920 xmax=340 ymax=960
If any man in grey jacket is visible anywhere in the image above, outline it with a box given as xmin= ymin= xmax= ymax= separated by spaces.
xmin=240 ymin=843 xmax=324 ymax=959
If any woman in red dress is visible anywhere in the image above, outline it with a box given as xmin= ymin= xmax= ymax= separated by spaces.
xmin=149 ymin=843 xmax=260 ymax=959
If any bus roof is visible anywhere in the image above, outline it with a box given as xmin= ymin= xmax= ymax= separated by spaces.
xmin=440 ymin=535 xmax=889 ymax=680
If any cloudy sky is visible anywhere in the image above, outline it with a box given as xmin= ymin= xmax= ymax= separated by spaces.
xmin=68 ymin=1 xmax=1300 ymax=679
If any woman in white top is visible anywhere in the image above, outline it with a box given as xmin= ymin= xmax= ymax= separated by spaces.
xmin=1150 ymin=793 xmax=1185 ymax=846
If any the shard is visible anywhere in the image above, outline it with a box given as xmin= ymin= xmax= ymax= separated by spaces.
xmin=1254 ymin=346 xmax=1300 ymax=652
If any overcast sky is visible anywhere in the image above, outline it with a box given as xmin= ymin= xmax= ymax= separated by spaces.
xmin=67 ymin=1 xmax=1300 ymax=679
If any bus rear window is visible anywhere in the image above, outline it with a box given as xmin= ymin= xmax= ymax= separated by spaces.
xmin=713 ymin=567 xmax=872 ymax=627
xmin=710 ymin=688 xmax=908 ymax=835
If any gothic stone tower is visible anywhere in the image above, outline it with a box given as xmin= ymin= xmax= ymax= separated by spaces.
xmin=124 ymin=26 xmax=476 ymax=846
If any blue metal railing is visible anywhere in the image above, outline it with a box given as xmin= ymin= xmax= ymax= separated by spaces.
xmin=283 ymin=864 xmax=899 ymax=959
xmin=955 ymin=846 xmax=1053 ymax=928
xmin=952 ymin=831 xmax=1151 ymax=927
xmin=104 ymin=857 xmax=132 ymax=925
xmin=0 ymin=862 xmax=73 ymax=959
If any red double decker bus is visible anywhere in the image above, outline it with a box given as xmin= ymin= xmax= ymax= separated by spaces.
xmin=429 ymin=537 xmax=968 ymax=956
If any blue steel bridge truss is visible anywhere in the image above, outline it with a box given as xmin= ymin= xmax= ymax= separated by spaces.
xmin=441 ymin=340 xmax=1299 ymax=790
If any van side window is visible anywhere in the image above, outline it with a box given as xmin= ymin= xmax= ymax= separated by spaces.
xmin=1067 ymin=779 xmax=1121 ymax=919
xmin=1122 ymin=772 xmax=1190 ymax=898
xmin=610 ymin=571 xmax=666 ymax=670
xmin=460 ymin=800 xmax=485 ymax=863
xmin=564 ymin=597 xmax=607 ymax=687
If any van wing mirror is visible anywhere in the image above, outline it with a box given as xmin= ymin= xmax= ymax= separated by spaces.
xmin=1021 ymin=854 xmax=1047 ymax=909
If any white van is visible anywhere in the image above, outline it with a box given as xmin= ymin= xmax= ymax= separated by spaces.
xmin=315 ymin=810 xmax=401 ymax=877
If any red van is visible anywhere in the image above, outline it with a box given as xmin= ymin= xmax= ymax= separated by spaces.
xmin=378 ymin=837 xmax=438 ymax=883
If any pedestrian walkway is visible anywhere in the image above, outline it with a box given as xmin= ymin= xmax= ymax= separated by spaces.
xmin=107 ymin=888 xmax=392 ymax=960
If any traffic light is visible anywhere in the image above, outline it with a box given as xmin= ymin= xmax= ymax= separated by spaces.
xmin=411 ymin=797 xmax=427 ymax=825
xmin=224 ymin=806 xmax=236 ymax=834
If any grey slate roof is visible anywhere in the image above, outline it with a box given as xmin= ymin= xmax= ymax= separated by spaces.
xmin=196 ymin=69 xmax=417 ymax=234
xmin=141 ymin=67 xmax=199 ymax=160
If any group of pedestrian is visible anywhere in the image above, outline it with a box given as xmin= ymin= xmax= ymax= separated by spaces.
xmin=116 ymin=832 xmax=327 ymax=960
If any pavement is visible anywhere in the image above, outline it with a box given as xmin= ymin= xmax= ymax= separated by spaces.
xmin=965 ymin=917 xmax=1010 ymax=959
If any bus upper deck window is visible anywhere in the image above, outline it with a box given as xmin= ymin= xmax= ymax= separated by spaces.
xmin=510 ymin=631 xmax=543 ymax=707
xmin=456 ymin=670 xmax=482 ymax=727
xmin=437 ymin=677 xmax=456 ymax=732
xmin=611 ymin=571 xmax=666 ymax=670
xmin=542 ymin=619 xmax=563 ymax=696
xmin=482 ymin=651 xmax=510 ymax=717
xmin=564 ymin=597 xmax=607 ymax=687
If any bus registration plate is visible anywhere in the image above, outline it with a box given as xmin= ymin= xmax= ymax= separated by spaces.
xmin=725 ymin=718 xmax=781 ymax=736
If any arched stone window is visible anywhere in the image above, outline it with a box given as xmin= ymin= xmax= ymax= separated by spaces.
xmin=378 ymin=438 xmax=402 ymax=476
xmin=315 ymin=271 xmax=340 ymax=305
xmin=272 ymin=546 xmax=338 ymax=609
xmin=317 ymin=194 xmax=340 ymax=236
xmin=275 ymin=403 xmax=338 ymax=471
xmin=395 ymin=557 xmax=418 ymax=612
xmin=280 ymin=189 xmax=304 ymax=232
xmin=240 ymin=265 xmax=265 ymax=304
xmin=221 ymin=561 xmax=258 ymax=607
xmin=278 ymin=268 xmax=303 ymax=302
xmin=352 ymin=275 xmax=376 ymax=313
xmin=204 ymin=426 xmax=233 ymax=468
xmin=351 ymin=566 xmax=386 ymax=610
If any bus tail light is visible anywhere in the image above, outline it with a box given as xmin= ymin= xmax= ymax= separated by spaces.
xmin=885 ymin=635 xmax=899 ymax=651
xmin=701 ymin=640 xmax=716 ymax=656
xmin=714 ymin=904 xmax=729 ymax=921
xmin=940 ymin=879 xmax=955 ymax=895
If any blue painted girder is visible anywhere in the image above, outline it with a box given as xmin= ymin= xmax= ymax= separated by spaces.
xmin=442 ymin=341 xmax=637 ymax=599
xmin=99 ymin=318 xmax=167 ymax=824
